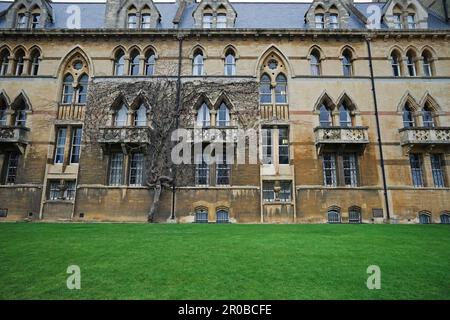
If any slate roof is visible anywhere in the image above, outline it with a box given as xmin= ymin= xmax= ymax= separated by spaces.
xmin=0 ymin=1 xmax=448 ymax=30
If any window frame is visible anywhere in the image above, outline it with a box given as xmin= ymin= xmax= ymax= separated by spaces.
xmin=409 ymin=153 xmax=424 ymax=187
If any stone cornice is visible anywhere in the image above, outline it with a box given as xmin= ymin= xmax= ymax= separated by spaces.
xmin=0 ymin=28 xmax=449 ymax=40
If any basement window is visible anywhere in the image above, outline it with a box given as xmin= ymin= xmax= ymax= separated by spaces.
xmin=0 ymin=208 xmax=7 ymax=217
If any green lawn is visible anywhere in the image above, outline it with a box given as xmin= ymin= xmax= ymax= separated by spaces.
xmin=0 ymin=223 xmax=449 ymax=299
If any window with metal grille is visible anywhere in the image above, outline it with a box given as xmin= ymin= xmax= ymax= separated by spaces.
xmin=278 ymin=127 xmax=289 ymax=164
xmin=279 ymin=181 xmax=292 ymax=202
xmin=195 ymin=208 xmax=208 ymax=223
xmin=419 ymin=212 xmax=431 ymax=224
xmin=343 ymin=153 xmax=358 ymax=187
xmin=48 ymin=181 xmax=60 ymax=200
xmin=409 ymin=154 xmax=424 ymax=187
xmin=54 ymin=128 xmax=67 ymax=164
xmin=323 ymin=153 xmax=337 ymax=187
xmin=328 ymin=209 xmax=341 ymax=223
xmin=349 ymin=207 xmax=361 ymax=224
xmin=261 ymin=128 xmax=273 ymax=164
xmin=70 ymin=128 xmax=82 ymax=164
xmin=129 ymin=153 xmax=144 ymax=186
xmin=66 ymin=181 xmax=76 ymax=200
xmin=0 ymin=208 xmax=7 ymax=217
xmin=109 ymin=153 xmax=124 ymax=185
xmin=263 ymin=181 xmax=275 ymax=202
xmin=5 ymin=153 xmax=19 ymax=184
xmin=431 ymin=154 xmax=445 ymax=188
xmin=216 ymin=209 xmax=229 ymax=223
xmin=440 ymin=213 xmax=450 ymax=224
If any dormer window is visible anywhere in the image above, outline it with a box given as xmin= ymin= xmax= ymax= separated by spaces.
xmin=315 ymin=14 xmax=324 ymax=29
xmin=393 ymin=14 xmax=402 ymax=29
xmin=128 ymin=14 xmax=137 ymax=29
xmin=217 ymin=13 xmax=227 ymax=28
xmin=203 ymin=13 xmax=213 ymax=29
xmin=17 ymin=13 xmax=28 ymax=29
xmin=31 ymin=13 xmax=40 ymax=29
xmin=141 ymin=14 xmax=151 ymax=29
xmin=407 ymin=14 xmax=416 ymax=29
xmin=329 ymin=14 xmax=339 ymax=29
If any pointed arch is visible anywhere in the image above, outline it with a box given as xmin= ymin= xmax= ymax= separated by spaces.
xmin=387 ymin=45 xmax=403 ymax=58
xmin=336 ymin=92 xmax=358 ymax=112
xmin=397 ymin=91 xmax=419 ymax=112
xmin=222 ymin=44 xmax=239 ymax=59
xmin=419 ymin=92 xmax=441 ymax=112
xmin=419 ymin=45 xmax=437 ymax=57
xmin=11 ymin=90 xmax=32 ymax=111
xmin=313 ymin=91 xmax=335 ymax=112
xmin=193 ymin=93 xmax=213 ymax=112
xmin=404 ymin=45 xmax=419 ymax=57
xmin=255 ymin=45 xmax=293 ymax=77
xmin=308 ymin=45 xmax=325 ymax=59
xmin=339 ymin=45 xmax=357 ymax=59
xmin=12 ymin=45 xmax=27 ymax=56
xmin=110 ymin=93 xmax=129 ymax=111
xmin=56 ymin=46 xmax=93 ymax=78
xmin=213 ymin=92 xmax=234 ymax=111
xmin=129 ymin=91 xmax=150 ymax=111
xmin=127 ymin=45 xmax=142 ymax=56
xmin=0 ymin=89 xmax=11 ymax=105
xmin=189 ymin=44 xmax=207 ymax=59
xmin=28 ymin=45 xmax=43 ymax=57
xmin=143 ymin=44 xmax=158 ymax=59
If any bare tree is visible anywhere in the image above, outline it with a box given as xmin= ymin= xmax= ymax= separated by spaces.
xmin=83 ymin=66 xmax=259 ymax=222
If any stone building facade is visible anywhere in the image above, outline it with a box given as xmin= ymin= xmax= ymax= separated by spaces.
xmin=0 ymin=0 xmax=449 ymax=224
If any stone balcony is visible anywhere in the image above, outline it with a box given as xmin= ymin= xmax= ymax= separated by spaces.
xmin=0 ymin=126 xmax=29 ymax=147
xmin=98 ymin=127 xmax=151 ymax=145
xmin=186 ymin=127 xmax=240 ymax=143
xmin=314 ymin=126 xmax=369 ymax=153
xmin=399 ymin=127 xmax=450 ymax=147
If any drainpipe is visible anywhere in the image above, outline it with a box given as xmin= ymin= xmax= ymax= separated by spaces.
xmin=170 ymin=33 xmax=183 ymax=220
xmin=444 ymin=0 xmax=449 ymax=23
xmin=365 ymin=36 xmax=391 ymax=222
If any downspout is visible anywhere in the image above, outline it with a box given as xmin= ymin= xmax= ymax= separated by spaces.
xmin=365 ymin=36 xmax=391 ymax=222
xmin=444 ymin=0 xmax=449 ymax=23
xmin=171 ymin=33 xmax=183 ymax=220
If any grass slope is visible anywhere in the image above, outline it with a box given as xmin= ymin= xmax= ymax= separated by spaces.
xmin=0 ymin=223 xmax=449 ymax=299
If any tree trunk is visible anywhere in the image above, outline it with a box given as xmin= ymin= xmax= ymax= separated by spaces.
xmin=148 ymin=181 xmax=162 ymax=223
